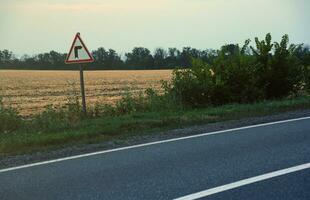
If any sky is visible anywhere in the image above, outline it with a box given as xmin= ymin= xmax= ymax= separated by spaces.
xmin=0 ymin=0 xmax=309 ymax=56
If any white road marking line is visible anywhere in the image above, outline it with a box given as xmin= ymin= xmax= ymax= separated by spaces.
xmin=174 ymin=162 xmax=310 ymax=200
xmin=0 ymin=116 xmax=309 ymax=173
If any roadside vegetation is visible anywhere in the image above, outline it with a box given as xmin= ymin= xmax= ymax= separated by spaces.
xmin=1 ymin=33 xmax=310 ymax=155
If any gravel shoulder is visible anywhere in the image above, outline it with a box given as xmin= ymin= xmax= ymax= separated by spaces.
xmin=1 ymin=109 xmax=310 ymax=170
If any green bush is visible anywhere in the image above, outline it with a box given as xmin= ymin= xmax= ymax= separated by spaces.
xmin=30 ymin=106 xmax=68 ymax=132
xmin=163 ymin=59 xmax=215 ymax=106
xmin=111 ymin=88 xmax=180 ymax=115
xmin=164 ymin=40 xmax=262 ymax=106
xmin=304 ymin=65 xmax=310 ymax=92
xmin=0 ymin=96 xmax=23 ymax=133
xmin=251 ymin=34 xmax=303 ymax=98
xmin=164 ymin=33 xmax=306 ymax=107
xmin=30 ymin=103 xmax=83 ymax=133
xmin=29 ymin=85 xmax=83 ymax=133
xmin=212 ymin=39 xmax=264 ymax=103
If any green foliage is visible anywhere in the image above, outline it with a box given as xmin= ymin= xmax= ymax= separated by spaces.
xmin=102 ymin=88 xmax=179 ymax=116
xmin=251 ymin=34 xmax=303 ymax=98
xmin=29 ymin=98 xmax=82 ymax=133
xmin=29 ymin=84 xmax=83 ymax=133
xmin=303 ymin=65 xmax=310 ymax=91
xmin=0 ymin=96 xmax=23 ymax=133
xmin=164 ymin=40 xmax=261 ymax=106
xmin=164 ymin=33 xmax=307 ymax=107
xmin=163 ymin=59 xmax=214 ymax=106
xmin=212 ymin=40 xmax=264 ymax=103
xmin=30 ymin=106 xmax=74 ymax=132
xmin=92 ymin=47 xmax=124 ymax=68
xmin=125 ymin=47 xmax=154 ymax=68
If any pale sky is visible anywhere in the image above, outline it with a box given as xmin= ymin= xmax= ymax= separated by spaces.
xmin=0 ymin=0 xmax=309 ymax=56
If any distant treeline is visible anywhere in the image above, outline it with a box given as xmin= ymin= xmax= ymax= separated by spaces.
xmin=0 ymin=43 xmax=309 ymax=70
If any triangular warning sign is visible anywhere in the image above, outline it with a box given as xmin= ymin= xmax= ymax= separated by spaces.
xmin=65 ymin=33 xmax=94 ymax=64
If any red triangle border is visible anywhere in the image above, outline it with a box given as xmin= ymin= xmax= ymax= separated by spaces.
xmin=65 ymin=33 xmax=94 ymax=64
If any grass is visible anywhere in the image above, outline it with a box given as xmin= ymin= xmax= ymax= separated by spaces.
xmin=1 ymin=95 xmax=310 ymax=155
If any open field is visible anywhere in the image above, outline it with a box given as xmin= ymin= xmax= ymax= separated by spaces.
xmin=0 ymin=70 xmax=172 ymax=116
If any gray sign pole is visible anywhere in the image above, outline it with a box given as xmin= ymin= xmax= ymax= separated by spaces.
xmin=79 ymin=64 xmax=87 ymax=115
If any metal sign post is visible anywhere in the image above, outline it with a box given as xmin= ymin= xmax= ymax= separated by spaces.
xmin=65 ymin=33 xmax=94 ymax=115
xmin=79 ymin=64 xmax=87 ymax=114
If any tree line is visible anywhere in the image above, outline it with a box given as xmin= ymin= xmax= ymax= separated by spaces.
xmin=0 ymin=47 xmax=218 ymax=70
xmin=0 ymin=42 xmax=309 ymax=70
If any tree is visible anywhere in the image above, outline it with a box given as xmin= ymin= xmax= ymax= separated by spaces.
xmin=49 ymin=51 xmax=65 ymax=66
xmin=0 ymin=50 xmax=3 ymax=64
xmin=36 ymin=53 xmax=52 ymax=67
xmin=294 ymin=45 xmax=310 ymax=66
xmin=125 ymin=47 xmax=154 ymax=68
xmin=153 ymin=48 xmax=167 ymax=68
xmin=92 ymin=48 xmax=123 ymax=69
xmin=165 ymin=48 xmax=180 ymax=67
xmin=92 ymin=47 xmax=108 ymax=66
xmin=106 ymin=49 xmax=123 ymax=68
xmin=1 ymin=50 xmax=13 ymax=64
xmin=221 ymin=44 xmax=240 ymax=56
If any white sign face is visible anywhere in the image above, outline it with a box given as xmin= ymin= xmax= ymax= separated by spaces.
xmin=65 ymin=33 xmax=94 ymax=64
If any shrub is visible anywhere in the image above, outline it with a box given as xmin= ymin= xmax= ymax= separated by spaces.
xmin=164 ymin=40 xmax=263 ymax=106
xmin=114 ymin=92 xmax=143 ymax=114
xmin=251 ymin=34 xmax=303 ymax=98
xmin=30 ymin=105 xmax=69 ymax=132
xmin=90 ymin=103 xmax=115 ymax=117
xmin=304 ymin=65 xmax=310 ymax=92
xmin=163 ymin=59 xmax=215 ymax=106
xmin=212 ymin=40 xmax=264 ymax=103
xmin=0 ymin=96 xmax=23 ymax=133
xmin=112 ymin=88 xmax=179 ymax=115
xmin=30 ymin=84 xmax=83 ymax=132
xmin=164 ymin=33 xmax=306 ymax=107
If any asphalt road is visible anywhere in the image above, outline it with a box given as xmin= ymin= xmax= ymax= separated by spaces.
xmin=0 ymin=117 xmax=309 ymax=200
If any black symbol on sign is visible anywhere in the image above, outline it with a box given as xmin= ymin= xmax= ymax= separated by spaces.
xmin=74 ymin=46 xmax=82 ymax=59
